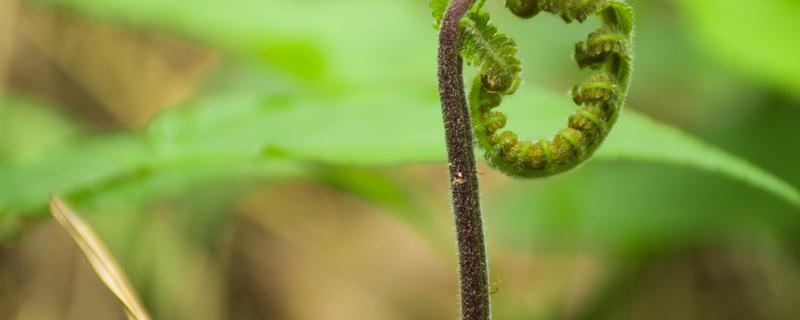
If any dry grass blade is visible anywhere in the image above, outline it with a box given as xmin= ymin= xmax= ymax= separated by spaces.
xmin=49 ymin=197 xmax=151 ymax=320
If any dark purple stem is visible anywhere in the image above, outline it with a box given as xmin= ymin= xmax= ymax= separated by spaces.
xmin=437 ymin=1 xmax=490 ymax=319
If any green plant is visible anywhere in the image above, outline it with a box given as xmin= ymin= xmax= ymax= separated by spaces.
xmin=3 ymin=1 xmax=800 ymax=318
xmin=434 ymin=0 xmax=634 ymax=318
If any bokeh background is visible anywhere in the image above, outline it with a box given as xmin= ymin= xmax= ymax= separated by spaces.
xmin=1 ymin=0 xmax=800 ymax=319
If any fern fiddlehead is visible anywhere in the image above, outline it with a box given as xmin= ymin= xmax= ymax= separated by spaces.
xmin=433 ymin=1 xmax=633 ymax=319
xmin=435 ymin=0 xmax=635 ymax=178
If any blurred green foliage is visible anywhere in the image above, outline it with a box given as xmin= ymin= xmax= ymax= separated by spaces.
xmin=2 ymin=0 xmax=800 ymax=318
xmin=676 ymin=0 xmax=800 ymax=96
xmin=1 ymin=0 xmax=797 ymax=263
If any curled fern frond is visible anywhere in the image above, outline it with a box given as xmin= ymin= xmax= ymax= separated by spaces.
xmin=435 ymin=0 xmax=635 ymax=178
xmin=460 ymin=11 xmax=522 ymax=93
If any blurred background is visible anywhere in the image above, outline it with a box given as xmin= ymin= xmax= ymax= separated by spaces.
xmin=1 ymin=0 xmax=799 ymax=319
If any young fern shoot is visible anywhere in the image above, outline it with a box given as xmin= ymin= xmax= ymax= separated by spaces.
xmin=465 ymin=0 xmax=635 ymax=177
xmin=433 ymin=0 xmax=634 ymax=319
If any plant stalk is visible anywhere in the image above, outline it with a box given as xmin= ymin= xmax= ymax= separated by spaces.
xmin=437 ymin=0 xmax=490 ymax=319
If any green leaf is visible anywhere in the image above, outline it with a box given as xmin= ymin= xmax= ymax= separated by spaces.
xmin=2 ymin=73 xmax=798 ymax=221
xmin=599 ymin=112 xmax=800 ymax=207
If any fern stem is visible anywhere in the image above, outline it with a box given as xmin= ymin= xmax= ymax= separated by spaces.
xmin=438 ymin=1 xmax=491 ymax=319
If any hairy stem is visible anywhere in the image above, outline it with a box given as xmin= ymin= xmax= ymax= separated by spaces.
xmin=437 ymin=0 xmax=491 ymax=319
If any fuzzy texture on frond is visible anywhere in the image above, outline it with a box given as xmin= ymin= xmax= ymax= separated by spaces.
xmin=460 ymin=11 xmax=522 ymax=94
